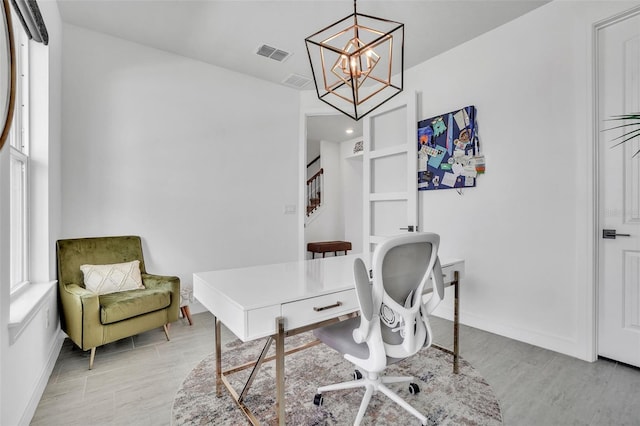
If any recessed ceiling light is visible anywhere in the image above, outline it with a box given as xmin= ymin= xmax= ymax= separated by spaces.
xmin=346 ymin=128 xmax=354 ymax=134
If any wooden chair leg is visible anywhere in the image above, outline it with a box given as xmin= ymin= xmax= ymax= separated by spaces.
xmin=89 ymin=347 xmax=96 ymax=370
xmin=163 ymin=324 xmax=170 ymax=341
xmin=181 ymin=306 xmax=193 ymax=326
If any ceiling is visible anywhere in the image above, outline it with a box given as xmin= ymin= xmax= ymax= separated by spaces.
xmin=56 ymin=0 xmax=548 ymax=143
xmin=307 ymin=114 xmax=363 ymax=144
xmin=57 ymin=0 xmax=548 ymax=91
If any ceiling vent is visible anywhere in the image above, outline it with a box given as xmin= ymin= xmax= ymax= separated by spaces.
xmin=282 ymin=74 xmax=313 ymax=89
xmin=256 ymin=44 xmax=291 ymax=62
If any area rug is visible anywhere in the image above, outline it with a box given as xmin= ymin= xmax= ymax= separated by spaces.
xmin=172 ymin=332 xmax=502 ymax=425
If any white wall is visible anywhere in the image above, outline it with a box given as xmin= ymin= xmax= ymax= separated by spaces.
xmin=341 ymin=139 xmax=363 ymax=255
xmin=1 ymin=3 xmax=64 ymax=425
xmin=301 ymin=0 xmax=640 ymax=361
xmin=61 ymin=25 xmax=300 ymax=284
xmin=3 ymin=290 xmax=60 ymax=426
xmin=306 ymin=138 xmax=321 ymax=180
xmin=408 ymin=0 xmax=640 ymax=361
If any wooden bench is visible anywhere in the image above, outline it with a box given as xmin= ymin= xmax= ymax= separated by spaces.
xmin=307 ymin=241 xmax=352 ymax=259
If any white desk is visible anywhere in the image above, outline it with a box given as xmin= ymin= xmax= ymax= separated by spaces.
xmin=194 ymin=254 xmax=464 ymax=425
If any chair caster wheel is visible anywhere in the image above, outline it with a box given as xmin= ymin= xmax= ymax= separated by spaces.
xmin=353 ymin=369 xmax=363 ymax=380
xmin=313 ymin=393 xmax=324 ymax=406
xmin=409 ymin=383 xmax=420 ymax=394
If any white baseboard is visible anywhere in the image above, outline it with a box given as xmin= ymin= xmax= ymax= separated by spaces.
xmin=19 ymin=328 xmax=65 ymax=426
xmin=434 ymin=304 xmax=585 ymax=361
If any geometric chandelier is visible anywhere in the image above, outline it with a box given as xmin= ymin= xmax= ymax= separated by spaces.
xmin=305 ymin=0 xmax=404 ymax=121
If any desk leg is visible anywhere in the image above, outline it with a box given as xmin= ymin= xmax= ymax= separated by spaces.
xmin=275 ymin=317 xmax=286 ymax=425
xmin=239 ymin=336 xmax=273 ymax=402
xmin=214 ymin=315 xmax=222 ymax=396
xmin=453 ymin=271 xmax=460 ymax=375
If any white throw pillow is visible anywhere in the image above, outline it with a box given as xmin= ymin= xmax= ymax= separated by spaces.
xmin=80 ymin=260 xmax=145 ymax=295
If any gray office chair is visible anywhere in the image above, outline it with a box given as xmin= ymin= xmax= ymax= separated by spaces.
xmin=312 ymin=232 xmax=445 ymax=425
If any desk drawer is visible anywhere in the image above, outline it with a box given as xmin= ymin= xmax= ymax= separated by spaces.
xmin=282 ymin=289 xmax=358 ymax=330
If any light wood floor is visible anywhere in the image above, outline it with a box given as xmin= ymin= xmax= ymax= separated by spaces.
xmin=32 ymin=312 xmax=640 ymax=425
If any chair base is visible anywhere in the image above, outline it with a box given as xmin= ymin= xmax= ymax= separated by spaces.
xmin=316 ymin=371 xmax=427 ymax=425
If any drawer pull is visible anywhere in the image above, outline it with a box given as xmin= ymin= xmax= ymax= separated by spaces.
xmin=313 ymin=301 xmax=343 ymax=312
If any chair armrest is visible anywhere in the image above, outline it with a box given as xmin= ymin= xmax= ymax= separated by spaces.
xmin=424 ymin=257 xmax=445 ymax=314
xmin=142 ymin=273 xmax=181 ymax=322
xmin=352 ymin=258 xmax=374 ymax=343
xmin=64 ymin=283 xmax=96 ymax=298
xmin=59 ymin=283 xmax=100 ymax=349
xmin=142 ymin=273 xmax=180 ymax=291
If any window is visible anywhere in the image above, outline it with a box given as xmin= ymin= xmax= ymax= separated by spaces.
xmin=9 ymin=23 xmax=29 ymax=293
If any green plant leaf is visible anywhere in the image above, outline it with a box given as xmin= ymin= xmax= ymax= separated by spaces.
xmin=603 ymin=112 xmax=640 ymax=157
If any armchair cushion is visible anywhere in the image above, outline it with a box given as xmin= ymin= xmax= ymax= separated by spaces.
xmin=80 ymin=260 xmax=144 ymax=295
xmin=99 ymin=287 xmax=171 ymax=324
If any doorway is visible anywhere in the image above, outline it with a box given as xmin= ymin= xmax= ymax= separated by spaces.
xmin=595 ymin=7 xmax=640 ymax=367
xmin=303 ymin=114 xmax=363 ymax=259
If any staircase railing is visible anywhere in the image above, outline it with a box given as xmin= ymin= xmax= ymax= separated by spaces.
xmin=307 ymin=168 xmax=323 ymax=216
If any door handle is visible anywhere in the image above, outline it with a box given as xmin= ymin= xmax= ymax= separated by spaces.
xmin=603 ymin=229 xmax=631 ymax=239
xmin=399 ymin=225 xmax=417 ymax=232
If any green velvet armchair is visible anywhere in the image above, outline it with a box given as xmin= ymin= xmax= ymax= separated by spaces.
xmin=56 ymin=236 xmax=180 ymax=369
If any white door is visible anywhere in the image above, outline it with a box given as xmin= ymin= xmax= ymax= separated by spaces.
xmin=362 ymin=91 xmax=418 ymax=253
xmin=597 ymin=10 xmax=640 ymax=367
